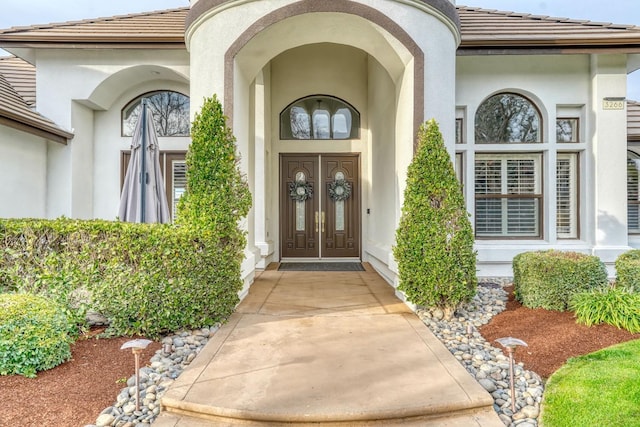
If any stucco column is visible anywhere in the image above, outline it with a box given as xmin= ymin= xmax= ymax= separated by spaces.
xmin=590 ymin=54 xmax=630 ymax=262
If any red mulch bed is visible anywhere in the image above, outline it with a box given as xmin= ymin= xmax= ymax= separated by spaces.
xmin=0 ymin=328 xmax=161 ymax=427
xmin=480 ymin=286 xmax=640 ymax=378
xmin=2 ymin=287 xmax=640 ymax=426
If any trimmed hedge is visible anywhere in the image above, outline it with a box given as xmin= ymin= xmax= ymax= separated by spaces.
xmin=615 ymin=249 xmax=640 ymax=290
xmin=513 ymin=250 xmax=608 ymax=311
xmin=0 ymin=293 xmax=74 ymax=377
xmin=394 ymin=119 xmax=477 ymax=318
xmin=0 ymin=218 xmax=241 ymax=338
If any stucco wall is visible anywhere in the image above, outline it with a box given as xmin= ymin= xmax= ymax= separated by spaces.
xmin=93 ymin=80 xmax=191 ymax=220
xmin=456 ymin=53 xmax=629 ymax=276
xmin=0 ymin=126 xmax=48 ymax=218
xmin=32 ymin=49 xmax=190 ymax=219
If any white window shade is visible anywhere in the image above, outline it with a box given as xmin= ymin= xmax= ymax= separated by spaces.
xmin=172 ymin=160 xmax=187 ymax=220
xmin=556 ymin=154 xmax=578 ymax=238
xmin=475 ymin=153 xmax=542 ymax=238
xmin=628 ymin=152 xmax=640 ymax=234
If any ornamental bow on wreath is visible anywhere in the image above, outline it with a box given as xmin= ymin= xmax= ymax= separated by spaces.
xmin=289 ymin=180 xmax=313 ymax=202
xmin=329 ymin=179 xmax=352 ymax=201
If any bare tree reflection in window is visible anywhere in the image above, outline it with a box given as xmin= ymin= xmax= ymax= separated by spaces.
xmin=290 ymin=106 xmax=310 ymax=139
xmin=123 ymin=91 xmax=190 ymax=137
xmin=475 ymin=93 xmax=541 ymax=143
xmin=556 ymin=118 xmax=578 ymax=143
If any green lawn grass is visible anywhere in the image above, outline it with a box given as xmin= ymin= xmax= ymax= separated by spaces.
xmin=542 ymin=339 xmax=640 ymax=426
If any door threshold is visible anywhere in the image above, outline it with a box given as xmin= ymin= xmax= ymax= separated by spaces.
xmin=280 ymin=257 xmax=361 ymax=263
xmin=278 ymin=261 xmax=365 ymax=272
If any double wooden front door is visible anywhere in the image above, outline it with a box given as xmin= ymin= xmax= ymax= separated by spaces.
xmin=280 ymin=154 xmax=360 ymax=259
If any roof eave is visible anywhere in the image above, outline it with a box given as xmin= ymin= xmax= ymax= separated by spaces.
xmin=0 ymin=38 xmax=186 ymax=50
xmin=458 ymin=40 xmax=640 ymax=55
xmin=0 ymin=112 xmax=73 ymax=144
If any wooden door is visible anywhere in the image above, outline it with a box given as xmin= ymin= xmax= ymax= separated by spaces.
xmin=280 ymin=155 xmax=319 ymax=258
xmin=280 ymin=154 xmax=360 ymax=259
xmin=321 ymin=155 xmax=360 ymax=258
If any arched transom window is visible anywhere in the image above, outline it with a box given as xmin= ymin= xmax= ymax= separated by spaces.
xmin=122 ymin=91 xmax=190 ymax=137
xmin=475 ymin=93 xmax=541 ymax=144
xmin=280 ymin=95 xmax=360 ymax=140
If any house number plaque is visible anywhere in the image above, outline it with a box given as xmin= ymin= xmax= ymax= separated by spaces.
xmin=603 ymin=98 xmax=625 ymax=110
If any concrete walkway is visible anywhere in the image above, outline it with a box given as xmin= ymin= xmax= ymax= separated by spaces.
xmin=155 ymin=264 xmax=503 ymax=426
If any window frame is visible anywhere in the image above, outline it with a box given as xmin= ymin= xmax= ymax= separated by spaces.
xmin=556 ymin=152 xmax=580 ymax=239
xmin=556 ymin=118 xmax=580 ymax=143
xmin=475 ymin=92 xmax=543 ymax=144
xmin=280 ymin=95 xmax=360 ymax=140
xmin=474 ymin=152 xmax=544 ymax=239
xmin=628 ymin=150 xmax=640 ymax=235
xmin=120 ymin=150 xmax=187 ymax=221
xmin=121 ymin=90 xmax=190 ymax=137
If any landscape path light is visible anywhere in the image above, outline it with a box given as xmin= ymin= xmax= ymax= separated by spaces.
xmin=495 ymin=337 xmax=528 ymax=414
xmin=121 ymin=339 xmax=153 ymax=411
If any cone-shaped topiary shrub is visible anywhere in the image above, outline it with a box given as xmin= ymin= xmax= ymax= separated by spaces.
xmin=176 ymin=94 xmax=251 ymax=309
xmin=177 ymin=94 xmax=252 ymax=235
xmin=393 ymin=119 xmax=477 ymax=318
xmin=0 ymin=293 xmax=75 ymax=377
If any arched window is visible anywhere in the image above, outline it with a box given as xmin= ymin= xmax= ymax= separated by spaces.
xmin=280 ymin=95 xmax=360 ymax=140
xmin=628 ymin=151 xmax=640 ymax=234
xmin=475 ymin=93 xmax=541 ymax=144
xmin=122 ymin=91 xmax=190 ymax=137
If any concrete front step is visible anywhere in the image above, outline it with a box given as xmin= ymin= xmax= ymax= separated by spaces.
xmin=155 ymin=268 xmax=503 ymax=427
xmin=154 ymin=407 xmax=503 ymax=426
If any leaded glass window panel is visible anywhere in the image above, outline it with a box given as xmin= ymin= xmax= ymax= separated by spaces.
xmin=475 ymin=93 xmax=541 ymax=143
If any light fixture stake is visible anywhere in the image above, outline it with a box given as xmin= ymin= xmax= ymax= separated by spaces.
xmin=121 ymin=339 xmax=153 ymax=411
xmin=495 ymin=337 xmax=528 ymax=413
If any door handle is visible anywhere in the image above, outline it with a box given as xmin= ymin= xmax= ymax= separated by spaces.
xmin=315 ymin=212 xmax=319 ymax=233
xmin=322 ymin=211 xmax=325 ymax=233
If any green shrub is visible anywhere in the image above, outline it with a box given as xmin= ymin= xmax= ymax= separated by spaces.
xmin=0 ymin=95 xmax=252 ymax=339
xmin=570 ymin=285 xmax=640 ymax=333
xmin=615 ymin=249 xmax=640 ymax=290
xmin=0 ymin=293 xmax=74 ymax=377
xmin=393 ymin=119 xmax=476 ymax=318
xmin=177 ymin=94 xmax=251 ymax=236
xmin=0 ymin=219 xmax=242 ymax=338
xmin=513 ymin=250 xmax=608 ymax=311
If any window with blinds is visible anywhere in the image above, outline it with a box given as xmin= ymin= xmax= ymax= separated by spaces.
xmin=171 ymin=160 xmax=187 ymax=220
xmin=628 ymin=152 xmax=640 ymax=234
xmin=475 ymin=154 xmax=542 ymax=238
xmin=121 ymin=151 xmax=187 ymax=222
xmin=556 ymin=154 xmax=578 ymax=239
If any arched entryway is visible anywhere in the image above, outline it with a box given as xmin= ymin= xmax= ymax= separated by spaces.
xmin=186 ymin=0 xmax=460 ymax=280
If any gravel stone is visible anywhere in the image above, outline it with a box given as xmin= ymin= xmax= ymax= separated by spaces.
xmin=417 ymin=280 xmax=544 ymax=426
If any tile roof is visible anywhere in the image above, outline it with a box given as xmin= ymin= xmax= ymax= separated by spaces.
xmin=0 ymin=6 xmax=640 ymax=53
xmin=629 ymin=101 xmax=640 ymax=142
xmin=458 ymin=6 xmax=640 ymax=53
xmin=0 ymin=56 xmax=35 ymax=106
xmin=0 ymin=8 xmax=187 ymax=49
xmin=0 ymin=56 xmax=73 ymax=144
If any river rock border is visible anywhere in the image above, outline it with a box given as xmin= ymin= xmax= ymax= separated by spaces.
xmin=418 ymin=280 xmax=543 ymax=427
xmin=87 ymin=279 xmax=542 ymax=427
xmin=85 ymin=326 xmax=218 ymax=427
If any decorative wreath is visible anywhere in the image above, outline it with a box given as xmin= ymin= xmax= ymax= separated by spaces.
xmin=328 ymin=179 xmax=352 ymax=201
xmin=289 ymin=181 xmax=313 ymax=202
